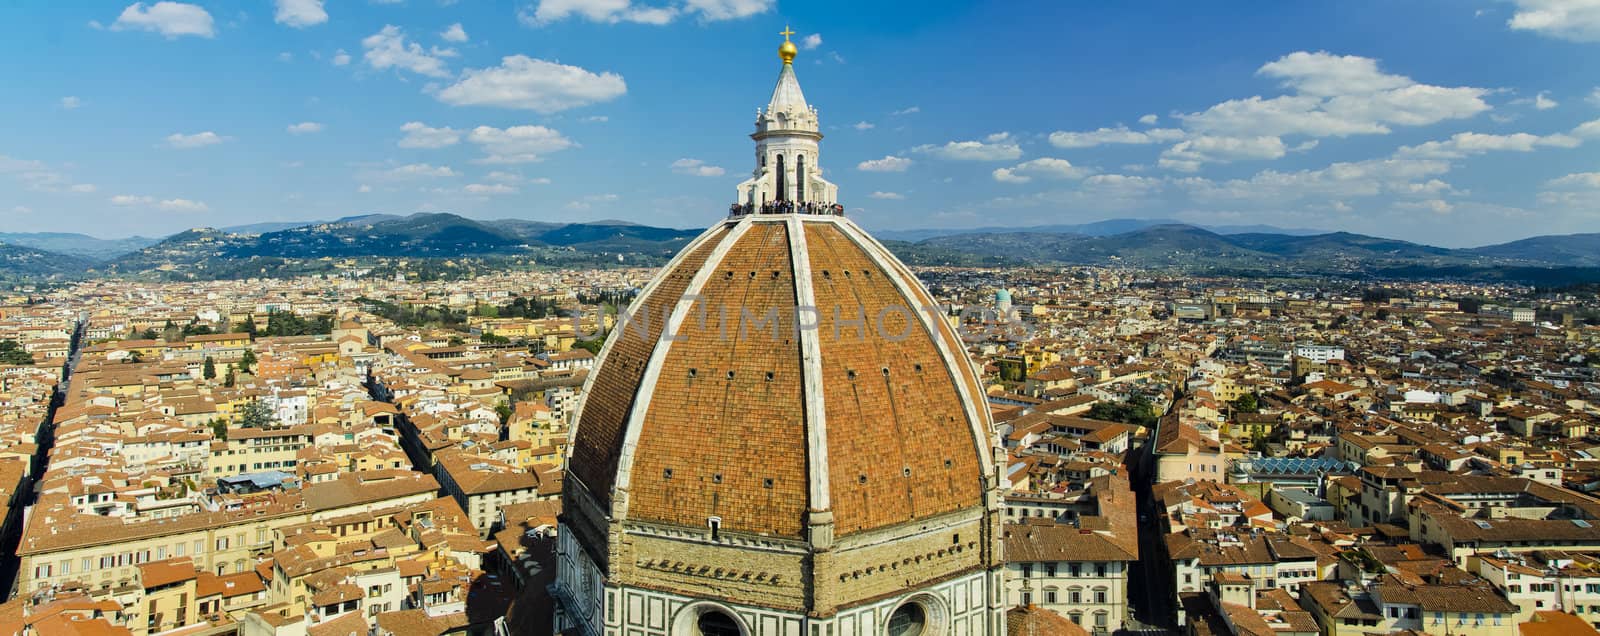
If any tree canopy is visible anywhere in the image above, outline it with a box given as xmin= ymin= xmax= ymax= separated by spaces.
xmin=0 ymin=340 xmax=34 ymax=366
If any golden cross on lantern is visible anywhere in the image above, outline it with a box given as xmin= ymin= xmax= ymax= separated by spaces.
xmin=780 ymin=25 xmax=795 ymax=42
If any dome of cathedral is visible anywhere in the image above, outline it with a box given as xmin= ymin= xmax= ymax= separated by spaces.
xmin=566 ymin=213 xmax=996 ymax=539
xmin=554 ymin=30 xmax=1006 ymax=636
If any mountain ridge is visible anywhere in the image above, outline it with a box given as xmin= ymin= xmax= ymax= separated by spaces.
xmin=4 ymin=212 xmax=1600 ymax=284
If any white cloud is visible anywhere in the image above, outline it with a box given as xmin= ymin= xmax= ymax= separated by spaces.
xmin=385 ymin=163 xmax=458 ymax=179
xmin=1573 ymin=117 xmax=1600 ymax=138
xmin=868 ymin=191 xmax=904 ymax=200
xmin=1178 ymin=157 xmax=1453 ymax=204
xmin=857 ymin=155 xmax=912 ymax=172
xmin=60 ymin=96 xmax=82 ymax=109
xmin=484 ymin=171 xmax=527 ymax=183
xmin=165 ymin=131 xmax=228 ymax=149
xmin=801 ymin=33 xmax=822 ymax=50
xmin=1257 ymin=51 xmax=1411 ymax=96
xmin=11 ymin=206 xmax=30 ymax=214
xmin=912 ymin=132 xmax=1022 ymax=161
xmin=158 ymin=198 xmax=209 ymax=212
xmin=853 ymin=121 xmax=874 ymax=130
xmin=274 ymin=0 xmax=327 ymax=28
xmin=466 ymin=125 xmax=576 ymax=163
xmin=582 ymin=115 xmax=609 ymax=123
xmin=398 ymin=122 xmax=461 ymax=148
xmin=1536 ymin=91 xmax=1560 ymax=110
xmin=1138 ymin=114 xmax=1158 ymax=125
xmin=1158 ymin=136 xmax=1287 ymax=172
xmin=891 ymin=106 xmax=920 ymax=116
xmin=1396 ymin=130 xmax=1583 ymax=158
xmin=109 ymin=2 xmax=215 ymax=39
xmin=992 ymin=157 xmax=1091 ymax=183
xmin=362 ymin=25 xmax=452 ymax=78
xmin=1 ymin=156 xmax=96 ymax=194
xmin=464 ymin=183 xmax=518 ymax=195
xmin=566 ymin=193 xmax=619 ymax=210
xmin=982 ymin=174 xmax=1165 ymax=211
xmin=1507 ymin=0 xmax=1600 ymax=41
xmin=1082 ymin=174 xmax=1164 ymax=195
xmin=1539 ymin=171 xmax=1600 ymax=207
xmin=1394 ymin=199 xmax=1454 ymax=214
xmin=1048 ymin=125 xmax=1184 ymax=148
xmin=1590 ymin=87 xmax=1600 ymax=107
xmin=1178 ymin=51 xmax=1490 ymax=139
xmin=683 ymin=0 xmax=771 ymax=20
xmin=110 ymin=194 xmax=209 ymax=211
xmin=1546 ymin=172 xmax=1600 ymax=189
xmin=441 ymin=22 xmax=468 ymax=42
xmin=670 ymin=158 xmax=725 ymax=177
xmin=436 ymin=55 xmax=626 ymax=113
xmin=332 ymin=49 xmax=351 ymax=66
xmin=0 ymin=156 xmax=45 ymax=173
xmin=357 ymin=184 xmax=373 ymax=193
xmin=286 ymin=121 xmax=323 ymax=135
xmin=519 ymin=0 xmax=769 ymax=25
xmin=520 ymin=0 xmax=669 ymax=25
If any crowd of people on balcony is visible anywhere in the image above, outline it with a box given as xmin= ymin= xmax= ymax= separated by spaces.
xmin=729 ymin=200 xmax=846 ymax=216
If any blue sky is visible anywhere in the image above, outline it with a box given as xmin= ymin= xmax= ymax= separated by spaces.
xmin=1 ymin=0 xmax=1598 ymax=247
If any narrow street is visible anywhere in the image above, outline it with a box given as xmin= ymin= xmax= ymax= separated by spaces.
xmin=0 ymin=314 xmax=86 ymax=598
xmin=1121 ymin=409 xmax=1178 ymax=635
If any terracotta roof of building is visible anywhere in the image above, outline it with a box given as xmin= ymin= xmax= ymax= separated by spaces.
xmin=1521 ymin=611 xmax=1600 ymax=636
xmin=1005 ymin=605 xmax=1089 ymax=636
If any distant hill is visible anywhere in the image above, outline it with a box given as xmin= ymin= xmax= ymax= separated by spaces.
xmin=5 ymin=212 xmax=1600 ymax=284
xmin=534 ymin=223 xmax=700 ymax=253
xmin=1466 ymin=233 xmax=1600 ymax=267
xmin=896 ymin=223 xmax=1593 ymax=282
xmin=0 ymin=242 xmax=97 ymax=279
xmin=94 ymin=213 xmax=705 ymax=280
xmin=0 ymin=232 xmax=158 ymax=260
xmin=873 ymin=218 xmax=1326 ymax=242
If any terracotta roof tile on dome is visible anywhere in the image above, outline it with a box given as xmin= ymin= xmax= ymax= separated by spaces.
xmin=566 ymin=225 xmax=731 ymax=502
xmin=804 ymin=221 xmax=983 ymax=534
xmin=628 ymin=222 xmax=809 ymax=536
xmin=566 ymin=215 xmax=996 ymax=539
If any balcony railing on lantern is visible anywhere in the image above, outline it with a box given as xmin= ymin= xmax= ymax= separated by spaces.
xmin=729 ymin=201 xmax=845 ymax=217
